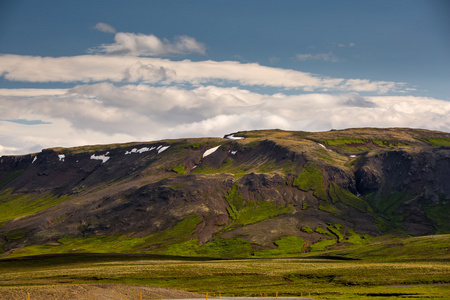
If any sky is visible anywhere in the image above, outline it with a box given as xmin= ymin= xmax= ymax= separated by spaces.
xmin=0 ymin=0 xmax=449 ymax=156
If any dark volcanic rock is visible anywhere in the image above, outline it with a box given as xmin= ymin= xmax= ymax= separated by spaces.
xmin=0 ymin=128 xmax=449 ymax=256
xmin=355 ymin=166 xmax=382 ymax=194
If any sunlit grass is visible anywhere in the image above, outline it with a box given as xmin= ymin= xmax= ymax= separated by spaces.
xmin=0 ymin=190 xmax=69 ymax=226
xmin=0 ymin=255 xmax=448 ymax=299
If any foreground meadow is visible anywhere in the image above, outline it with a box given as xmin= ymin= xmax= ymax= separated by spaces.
xmin=0 ymin=253 xmax=449 ymax=299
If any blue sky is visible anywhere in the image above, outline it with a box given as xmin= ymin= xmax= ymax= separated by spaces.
xmin=0 ymin=0 xmax=449 ymax=155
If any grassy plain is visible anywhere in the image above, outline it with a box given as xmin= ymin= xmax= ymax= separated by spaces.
xmin=0 ymin=255 xmax=448 ymax=299
xmin=0 ymin=235 xmax=449 ymax=299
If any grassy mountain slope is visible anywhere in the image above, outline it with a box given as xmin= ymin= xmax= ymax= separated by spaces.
xmin=0 ymin=128 xmax=449 ymax=258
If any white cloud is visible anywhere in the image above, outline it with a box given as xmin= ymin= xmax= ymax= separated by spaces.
xmin=297 ymin=52 xmax=338 ymax=62
xmin=1 ymin=84 xmax=449 ymax=156
xmin=89 ymin=32 xmax=206 ymax=56
xmin=0 ymin=54 xmax=407 ymax=93
xmin=0 ymin=118 xmax=135 ymax=156
xmin=340 ymin=79 xmax=406 ymax=94
xmin=94 ymin=22 xmax=116 ymax=34
xmin=0 ymin=88 xmax=67 ymax=97
xmin=0 ymin=144 xmax=21 ymax=155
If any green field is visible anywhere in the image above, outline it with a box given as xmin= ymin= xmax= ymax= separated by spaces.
xmin=1 ymin=128 xmax=450 ymax=299
xmin=0 ymin=235 xmax=449 ymax=299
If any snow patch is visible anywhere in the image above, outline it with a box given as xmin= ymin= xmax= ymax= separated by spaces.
xmin=225 ymin=134 xmax=245 ymax=140
xmin=318 ymin=143 xmax=333 ymax=151
xmin=125 ymin=146 xmax=158 ymax=155
xmin=203 ymin=145 xmax=221 ymax=158
xmin=32 ymin=156 xmax=37 ymax=164
xmin=125 ymin=148 xmax=138 ymax=155
xmin=158 ymin=146 xmax=170 ymax=154
xmin=125 ymin=147 xmax=155 ymax=155
xmin=58 ymin=154 xmax=65 ymax=162
xmin=90 ymin=152 xmax=110 ymax=163
xmin=137 ymin=147 xmax=151 ymax=153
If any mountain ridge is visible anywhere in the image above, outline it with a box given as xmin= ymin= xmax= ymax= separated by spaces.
xmin=0 ymin=127 xmax=449 ymax=258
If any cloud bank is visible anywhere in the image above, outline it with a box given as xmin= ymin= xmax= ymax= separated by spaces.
xmin=0 ymin=54 xmax=406 ymax=93
xmin=1 ymin=84 xmax=449 ymax=156
xmin=0 ymin=31 xmax=444 ymax=156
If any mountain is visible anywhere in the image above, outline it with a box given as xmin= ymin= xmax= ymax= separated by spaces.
xmin=0 ymin=128 xmax=449 ymax=258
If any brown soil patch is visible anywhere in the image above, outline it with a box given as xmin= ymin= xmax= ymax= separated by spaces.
xmin=0 ymin=284 xmax=204 ymax=300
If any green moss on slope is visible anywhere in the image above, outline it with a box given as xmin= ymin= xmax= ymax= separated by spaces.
xmin=318 ymin=203 xmax=336 ymax=214
xmin=194 ymin=238 xmax=253 ymax=258
xmin=322 ymin=138 xmax=409 ymax=153
xmin=301 ymin=226 xmax=313 ymax=233
xmin=223 ymin=185 xmax=292 ymax=229
xmin=0 ymin=190 xmax=69 ymax=225
xmin=293 ymin=164 xmax=327 ymax=200
xmin=328 ymin=183 xmax=369 ymax=212
xmin=138 ymin=215 xmax=202 ymax=250
xmin=327 ymin=223 xmax=344 ymax=242
xmin=345 ymin=229 xmax=372 ymax=244
xmin=254 ymin=236 xmax=306 ymax=257
xmin=364 ymin=190 xmax=417 ymax=233
xmin=310 ymin=238 xmax=336 ymax=252
xmin=4 ymin=230 xmax=26 ymax=241
xmin=422 ymin=138 xmax=450 ymax=147
xmin=315 ymin=226 xmax=333 ymax=237
xmin=325 ymin=138 xmax=366 ymax=146
xmin=9 ymin=215 xmax=202 ymax=258
xmin=367 ymin=190 xmax=411 ymax=216
xmin=224 ymin=184 xmax=245 ymax=220
xmin=234 ymin=201 xmax=292 ymax=226
xmin=423 ymin=198 xmax=450 ymax=234
xmin=170 ymin=164 xmax=186 ymax=175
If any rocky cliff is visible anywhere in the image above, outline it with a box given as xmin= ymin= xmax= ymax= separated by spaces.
xmin=0 ymin=128 xmax=449 ymax=257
